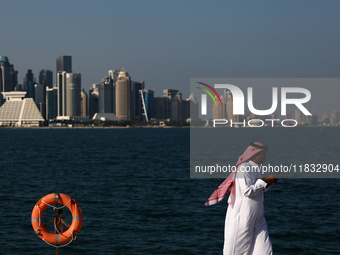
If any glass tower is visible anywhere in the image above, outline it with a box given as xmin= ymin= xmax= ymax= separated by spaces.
xmin=67 ymin=73 xmax=81 ymax=117
xmin=56 ymin=56 xmax=72 ymax=73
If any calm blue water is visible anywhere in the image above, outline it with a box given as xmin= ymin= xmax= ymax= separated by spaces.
xmin=0 ymin=128 xmax=339 ymax=254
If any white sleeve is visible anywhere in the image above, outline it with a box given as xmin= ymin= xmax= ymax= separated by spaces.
xmin=238 ymin=169 xmax=267 ymax=197
xmin=243 ymin=179 xmax=267 ymax=197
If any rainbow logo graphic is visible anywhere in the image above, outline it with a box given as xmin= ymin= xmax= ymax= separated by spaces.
xmin=197 ymin=82 xmax=222 ymax=115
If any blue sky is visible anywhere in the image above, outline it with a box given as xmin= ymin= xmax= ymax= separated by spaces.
xmin=1 ymin=0 xmax=340 ymax=106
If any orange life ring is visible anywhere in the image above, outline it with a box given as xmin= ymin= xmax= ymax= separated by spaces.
xmin=31 ymin=193 xmax=83 ymax=245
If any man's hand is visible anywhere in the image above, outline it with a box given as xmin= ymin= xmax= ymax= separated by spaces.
xmin=263 ymin=165 xmax=282 ymax=185
xmin=263 ymin=175 xmax=278 ymax=185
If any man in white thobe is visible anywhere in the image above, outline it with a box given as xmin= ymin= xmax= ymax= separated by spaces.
xmin=205 ymin=142 xmax=278 ymax=255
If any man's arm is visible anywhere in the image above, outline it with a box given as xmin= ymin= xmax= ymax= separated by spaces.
xmin=240 ymin=166 xmax=268 ymax=197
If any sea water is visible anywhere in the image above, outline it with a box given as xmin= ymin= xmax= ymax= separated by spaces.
xmin=0 ymin=128 xmax=339 ymax=254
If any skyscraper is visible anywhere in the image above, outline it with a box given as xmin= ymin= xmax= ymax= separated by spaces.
xmin=172 ymin=92 xmax=182 ymax=122
xmin=295 ymin=108 xmax=311 ymax=125
xmin=163 ymin=89 xmax=179 ymax=119
xmin=212 ymin=95 xmax=225 ymax=119
xmin=27 ymin=81 xmax=37 ymax=101
xmin=39 ymin=69 xmax=53 ymax=88
xmin=89 ymin=84 xmax=99 ymax=118
xmin=311 ymin=111 xmax=319 ymax=125
xmin=81 ymin=88 xmax=88 ymax=117
xmin=226 ymin=90 xmax=239 ymax=122
xmin=140 ymin=89 xmax=154 ymax=122
xmin=182 ymin=99 xmax=190 ymax=122
xmin=132 ymin=81 xmax=145 ymax=121
xmin=57 ymin=71 xmax=67 ymax=116
xmin=115 ymin=68 xmax=131 ymax=121
xmin=331 ymin=110 xmax=340 ymax=124
xmin=24 ymin=69 xmax=35 ymax=97
xmin=108 ymin=70 xmax=120 ymax=114
xmin=38 ymin=70 xmax=52 ymax=116
xmin=322 ymin=113 xmax=330 ymax=124
xmin=56 ymin=56 xmax=76 ymax=117
xmin=35 ymin=84 xmax=45 ymax=119
xmin=153 ymin=97 xmax=166 ymax=120
xmin=46 ymin=87 xmax=58 ymax=120
xmin=10 ymin=69 xmax=18 ymax=92
xmin=98 ymin=77 xmax=113 ymax=113
xmin=108 ymin=70 xmax=120 ymax=83
xmin=0 ymin=56 xmax=13 ymax=92
xmin=188 ymin=93 xmax=198 ymax=122
xmin=66 ymin=73 xmax=81 ymax=117
xmin=56 ymin=56 xmax=72 ymax=73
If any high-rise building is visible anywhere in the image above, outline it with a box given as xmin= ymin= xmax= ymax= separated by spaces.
xmin=322 ymin=113 xmax=330 ymax=124
xmin=10 ymin=69 xmax=18 ymax=91
xmin=108 ymin=70 xmax=120 ymax=83
xmin=311 ymin=111 xmax=319 ymax=125
xmin=182 ymin=100 xmax=190 ymax=122
xmin=57 ymin=71 xmax=81 ymax=117
xmin=46 ymin=87 xmax=58 ymax=120
xmin=81 ymin=88 xmax=88 ymax=117
xmin=188 ymin=93 xmax=198 ymax=122
xmin=56 ymin=56 xmax=72 ymax=73
xmin=57 ymin=71 xmax=67 ymax=116
xmin=0 ymin=56 xmax=13 ymax=93
xmin=108 ymin=70 xmax=121 ymax=113
xmin=24 ymin=69 xmax=35 ymax=92
xmin=98 ymin=77 xmax=114 ymax=113
xmin=35 ymin=84 xmax=45 ymax=119
xmin=331 ymin=110 xmax=340 ymax=124
xmin=182 ymin=94 xmax=198 ymax=123
xmin=89 ymin=84 xmax=99 ymax=118
xmin=295 ymin=109 xmax=303 ymax=124
xmin=132 ymin=81 xmax=145 ymax=121
xmin=153 ymin=97 xmax=166 ymax=120
xmin=66 ymin=73 xmax=81 ymax=117
xmin=172 ymin=92 xmax=183 ymax=122
xmin=39 ymin=69 xmax=53 ymax=89
xmin=140 ymin=89 xmax=154 ymax=122
xmin=163 ymin=89 xmax=178 ymax=119
xmin=56 ymin=56 xmax=72 ymax=117
xmin=212 ymin=95 xmax=225 ymax=119
xmin=225 ymin=90 xmax=239 ymax=122
xmin=37 ymin=70 xmax=52 ymax=115
xmin=115 ymin=68 xmax=131 ymax=121
xmin=27 ymin=81 xmax=37 ymax=101
xmin=295 ymin=108 xmax=311 ymax=125
xmin=163 ymin=89 xmax=179 ymax=99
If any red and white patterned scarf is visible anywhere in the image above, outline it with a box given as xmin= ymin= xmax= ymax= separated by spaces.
xmin=205 ymin=142 xmax=268 ymax=206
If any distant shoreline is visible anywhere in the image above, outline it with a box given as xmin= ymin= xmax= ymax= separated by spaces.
xmin=0 ymin=126 xmax=190 ymax=129
xmin=0 ymin=125 xmax=337 ymax=129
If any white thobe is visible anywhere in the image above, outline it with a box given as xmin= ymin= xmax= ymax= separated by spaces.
xmin=223 ymin=161 xmax=273 ymax=255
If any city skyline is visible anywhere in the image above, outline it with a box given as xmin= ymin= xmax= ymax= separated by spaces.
xmin=1 ymin=55 xmax=340 ymax=124
xmin=0 ymin=54 xmax=199 ymax=126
